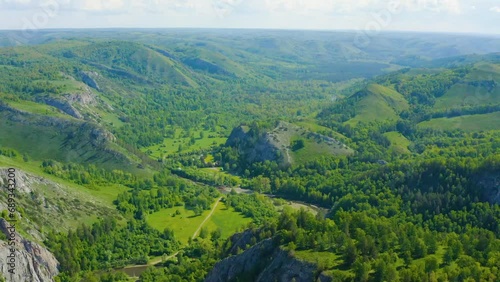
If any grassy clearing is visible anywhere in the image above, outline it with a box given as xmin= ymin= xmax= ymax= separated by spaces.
xmin=35 ymin=79 xmax=85 ymax=93
xmin=269 ymin=122 xmax=352 ymax=165
xmin=418 ymin=112 xmax=500 ymax=131
xmin=290 ymin=136 xmax=348 ymax=164
xmin=294 ymin=249 xmax=347 ymax=279
xmin=142 ymin=128 xmax=227 ymax=158
xmin=90 ymin=184 xmax=130 ymax=206
xmin=384 ymin=131 xmax=411 ymax=154
xmin=294 ymin=249 xmax=341 ymax=266
xmin=272 ymin=198 xmax=320 ymax=215
xmin=203 ymin=201 xmax=252 ymax=239
xmin=146 ymin=205 xmax=206 ymax=244
xmin=95 ymin=108 xmax=125 ymax=128
xmin=146 ymin=199 xmax=250 ymax=244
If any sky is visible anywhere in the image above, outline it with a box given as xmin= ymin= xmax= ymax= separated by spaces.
xmin=0 ymin=0 xmax=499 ymax=35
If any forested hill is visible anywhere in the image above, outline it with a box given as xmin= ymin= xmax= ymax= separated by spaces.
xmin=0 ymin=30 xmax=500 ymax=282
xmin=0 ymin=31 xmax=499 ymax=171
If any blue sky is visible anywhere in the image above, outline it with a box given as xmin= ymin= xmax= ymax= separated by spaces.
xmin=0 ymin=0 xmax=499 ymax=34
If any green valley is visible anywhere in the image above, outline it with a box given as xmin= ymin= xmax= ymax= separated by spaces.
xmin=0 ymin=29 xmax=499 ymax=282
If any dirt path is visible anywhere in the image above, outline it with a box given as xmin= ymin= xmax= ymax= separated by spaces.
xmin=192 ymin=197 xmax=222 ymax=239
xmin=147 ymin=251 xmax=179 ymax=266
xmin=123 ymin=196 xmax=223 ymax=273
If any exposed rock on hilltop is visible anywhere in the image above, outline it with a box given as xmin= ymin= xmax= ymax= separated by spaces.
xmin=226 ymin=125 xmax=284 ymax=165
xmin=225 ymin=121 xmax=352 ymax=167
xmin=0 ymin=168 xmax=120 ymax=241
xmin=38 ymin=96 xmax=84 ymax=119
xmin=80 ymin=71 xmax=101 ymax=91
xmin=0 ymin=219 xmax=59 ymax=282
xmin=205 ymin=230 xmax=331 ymax=282
xmin=37 ymin=84 xmax=109 ymax=121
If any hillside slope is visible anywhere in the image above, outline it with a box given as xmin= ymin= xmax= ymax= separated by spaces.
xmin=225 ymin=121 xmax=352 ymax=168
xmin=0 ymin=102 xmax=136 ymax=170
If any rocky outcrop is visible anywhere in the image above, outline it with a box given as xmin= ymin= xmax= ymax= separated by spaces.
xmin=0 ymin=169 xmax=52 ymax=194
xmin=0 ymin=168 xmax=121 ymax=242
xmin=37 ymin=97 xmax=83 ymax=119
xmin=225 ymin=125 xmax=282 ymax=165
xmin=0 ymin=219 xmax=59 ymax=282
xmin=65 ymin=91 xmax=98 ymax=108
xmin=80 ymin=71 xmax=101 ymax=91
xmin=37 ymin=85 xmax=100 ymax=120
xmin=225 ymin=121 xmax=352 ymax=168
xmin=477 ymin=173 xmax=500 ymax=205
xmin=205 ymin=230 xmax=331 ymax=282
xmin=90 ymin=127 xmax=116 ymax=145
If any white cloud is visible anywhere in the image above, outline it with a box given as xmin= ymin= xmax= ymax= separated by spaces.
xmin=260 ymin=0 xmax=463 ymax=15
xmin=0 ymin=0 xmax=465 ymax=14
xmin=490 ymin=6 xmax=500 ymax=13
xmin=81 ymin=0 xmax=125 ymax=11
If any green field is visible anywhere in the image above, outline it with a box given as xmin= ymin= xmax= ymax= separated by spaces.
xmin=418 ymin=112 xmax=500 ymax=131
xmin=203 ymin=201 xmax=252 ymax=239
xmin=294 ymin=249 xmax=341 ymax=266
xmin=37 ymin=79 xmax=85 ymax=93
xmin=142 ymin=128 xmax=227 ymax=158
xmin=384 ymin=131 xmax=411 ymax=154
xmin=146 ymin=199 xmax=251 ymax=244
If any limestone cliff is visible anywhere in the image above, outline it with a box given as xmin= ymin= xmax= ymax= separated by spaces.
xmin=0 ymin=219 xmax=59 ymax=282
xmin=205 ymin=230 xmax=331 ymax=282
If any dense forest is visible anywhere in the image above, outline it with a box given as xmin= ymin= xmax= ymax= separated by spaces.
xmin=0 ymin=30 xmax=499 ymax=282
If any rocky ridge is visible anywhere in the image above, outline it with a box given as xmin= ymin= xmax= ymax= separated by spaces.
xmin=0 ymin=219 xmax=59 ymax=282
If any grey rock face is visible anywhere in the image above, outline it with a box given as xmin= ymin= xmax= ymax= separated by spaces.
xmin=477 ymin=173 xmax=500 ymax=204
xmin=38 ymin=97 xmax=83 ymax=119
xmin=205 ymin=230 xmax=331 ymax=282
xmin=0 ymin=219 xmax=59 ymax=282
xmin=80 ymin=71 xmax=101 ymax=91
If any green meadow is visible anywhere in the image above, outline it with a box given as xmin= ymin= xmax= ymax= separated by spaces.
xmin=384 ymin=131 xmax=412 ymax=154
xmin=142 ymin=128 xmax=227 ymax=158
xmin=146 ymin=199 xmax=251 ymax=245
xmin=418 ymin=112 xmax=500 ymax=131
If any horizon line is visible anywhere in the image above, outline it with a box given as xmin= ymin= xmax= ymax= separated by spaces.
xmin=0 ymin=27 xmax=499 ymax=37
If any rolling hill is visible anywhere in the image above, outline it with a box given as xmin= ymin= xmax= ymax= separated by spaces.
xmin=319 ymin=83 xmax=409 ymax=126
xmin=345 ymin=84 xmax=409 ymax=126
xmin=224 ymin=121 xmax=353 ymax=168
xmin=434 ymin=62 xmax=500 ymax=110
xmin=0 ymin=29 xmax=500 ymax=282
